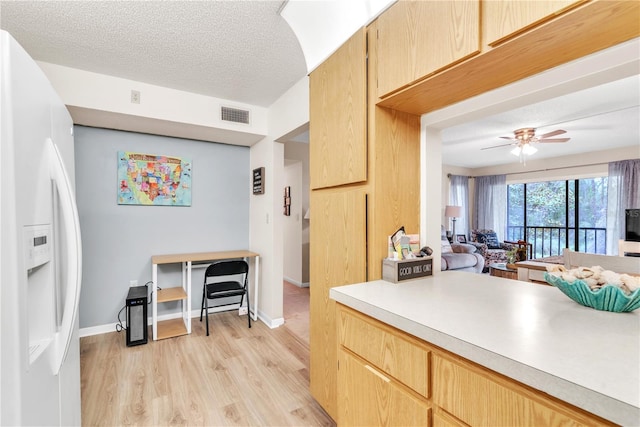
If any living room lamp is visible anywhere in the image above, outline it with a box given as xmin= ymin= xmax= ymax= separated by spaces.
xmin=445 ymin=205 xmax=462 ymax=238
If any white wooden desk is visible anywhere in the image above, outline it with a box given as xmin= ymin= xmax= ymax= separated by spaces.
xmin=151 ymin=250 xmax=260 ymax=340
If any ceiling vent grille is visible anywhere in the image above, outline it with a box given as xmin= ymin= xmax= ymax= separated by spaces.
xmin=221 ymin=106 xmax=250 ymax=124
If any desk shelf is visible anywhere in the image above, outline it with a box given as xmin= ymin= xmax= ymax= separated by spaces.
xmin=157 ymin=287 xmax=187 ymax=303
xmin=151 ymin=260 xmax=192 ymax=341
xmin=156 ymin=318 xmax=188 ymax=340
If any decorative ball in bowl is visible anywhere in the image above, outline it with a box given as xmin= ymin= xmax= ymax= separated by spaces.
xmin=544 ymin=272 xmax=640 ymax=313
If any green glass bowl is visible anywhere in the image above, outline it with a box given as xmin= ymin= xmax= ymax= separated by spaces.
xmin=544 ymin=273 xmax=640 ymax=313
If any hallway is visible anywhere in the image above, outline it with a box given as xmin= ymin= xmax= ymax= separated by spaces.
xmin=283 ymin=281 xmax=309 ymax=344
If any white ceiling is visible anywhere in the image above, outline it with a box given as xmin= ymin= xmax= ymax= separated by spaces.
xmin=438 ymin=36 xmax=640 ymax=169
xmin=442 ymin=75 xmax=640 ymax=169
xmin=1 ymin=1 xmax=638 ymax=162
xmin=0 ymin=0 xmax=307 ymax=108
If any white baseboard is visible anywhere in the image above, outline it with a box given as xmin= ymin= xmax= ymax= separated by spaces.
xmin=257 ymin=309 xmax=285 ymax=329
xmin=284 ymin=277 xmax=309 ymax=288
xmin=79 ymin=323 xmax=120 ymax=338
xmin=79 ymin=303 xmax=247 ymax=338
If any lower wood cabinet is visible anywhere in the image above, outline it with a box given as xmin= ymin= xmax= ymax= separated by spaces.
xmin=310 ymin=188 xmax=367 ymax=419
xmin=432 ymin=408 xmax=467 ymax=427
xmin=432 ymin=353 xmax=614 ymax=427
xmin=338 ymin=349 xmax=431 ymax=426
xmin=337 ymin=304 xmax=615 ymax=427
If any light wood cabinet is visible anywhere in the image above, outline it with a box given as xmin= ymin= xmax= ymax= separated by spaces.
xmin=432 ymin=408 xmax=467 ymax=427
xmin=309 ymin=187 xmax=367 ymax=418
xmin=432 ymin=352 xmax=614 ymax=426
xmin=338 ymin=306 xmax=432 ymax=426
xmin=366 ymin=19 xmax=421 ymax=281
xmin=309 ymin=27 xmax=367 ymax=189
xmin=309 ymin=26 xmax=421 ymax=420
xmin=484 ymin=0 xmax=585 ymax=47
xmin=378 ymin=0 xmax=640 ymax=115
xmin=375 ymin=0 xmax=480 ymax=98
xmin=338 ymin=349 xmax=431 ymax=426
xmin=337 ymin=304 xmax=615 ymax=427
xmin=339 ymin=306 xmax=430 ymax=399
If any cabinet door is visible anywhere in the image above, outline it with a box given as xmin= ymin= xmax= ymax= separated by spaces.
xmin=484 ymin=1 xmax=584 ymax=47
xmin=309 ymin=188 xmax=367 ymax=419
xmin=433 ymin=353 xmax=614 ymax=426
xmin=309 ymin=28 xmax=367 ymax=189
xmin=338 ymin=349 xmax=431 ymax=426
xmin=376 ymin=0 xmax=480 ymax=98
xmin=339 ymin=306 xmax=430 ymax=399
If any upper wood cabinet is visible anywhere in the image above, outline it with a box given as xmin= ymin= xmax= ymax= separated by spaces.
xmin=309 ymin=28 xmax=367 ymax=190
xmin=484 ymin=0 xmax=585 ymax=47
xmin=375 ymin=0 xmax=480 ymax=98
xmin=377 ymin=1 xmax=639 ymax=116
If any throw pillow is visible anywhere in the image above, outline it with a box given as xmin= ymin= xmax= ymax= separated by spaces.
xmin=476 ymin=232 xmax=501 ymax=249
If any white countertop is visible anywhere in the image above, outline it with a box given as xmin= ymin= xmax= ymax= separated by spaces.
xmin=330 ymin=271 xmax=640 ymax=426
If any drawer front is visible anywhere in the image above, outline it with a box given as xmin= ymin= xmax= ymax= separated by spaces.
xmin=432 ymin=408 xmax=467 ymax=427
xmin=433 ymin=353 xmax=613 ymax=426
xmin=339 ymin=349 xmax=431 ymax=427
xmin=338 ymin=306 xmax=430 ymax=398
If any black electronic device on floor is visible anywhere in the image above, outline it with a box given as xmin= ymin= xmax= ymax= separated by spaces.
xmin=126 ymin=285 xmax=148 ymax=346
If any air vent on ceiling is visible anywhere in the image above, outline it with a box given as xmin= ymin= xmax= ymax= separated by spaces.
xmin=221 ymin=106 xmax=250 ymax=124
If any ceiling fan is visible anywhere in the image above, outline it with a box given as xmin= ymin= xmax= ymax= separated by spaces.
xmin=482 ymin=128 xmax=571 ymax=157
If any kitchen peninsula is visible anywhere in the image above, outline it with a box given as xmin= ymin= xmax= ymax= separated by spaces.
xmin=330 ymin=272 xmax=639 ymax=426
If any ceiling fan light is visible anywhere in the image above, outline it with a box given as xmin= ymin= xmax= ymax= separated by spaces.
xmin=522 ymin=144 xmax=537 ymax=155
xmin=510 ymin=146 xmax=522 ymax=156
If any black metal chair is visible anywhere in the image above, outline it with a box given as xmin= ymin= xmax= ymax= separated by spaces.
xmin=199 ymin=260 xmax=251 ymax=336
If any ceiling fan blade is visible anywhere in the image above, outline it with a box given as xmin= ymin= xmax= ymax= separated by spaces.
xmin=499 ymin=136 xmax=515 ymax=140
xmin=538 ymin=129 xmax=566 ymax=139
xmin=538 ymin=138 xmax=570 ymax=143
xmin=481 ymin=142 xmax=515 ymax=150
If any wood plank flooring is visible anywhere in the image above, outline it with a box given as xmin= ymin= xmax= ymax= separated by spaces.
xmin=283 ymin=281 xmax=310 ymax=345
xmin=80 ymin=311 xmax=334 ymax=426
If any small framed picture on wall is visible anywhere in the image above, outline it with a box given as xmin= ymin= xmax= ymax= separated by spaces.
xmin=456 ymin=234 xmax=467 ymax=243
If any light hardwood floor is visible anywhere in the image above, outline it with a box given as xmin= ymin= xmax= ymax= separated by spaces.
xmin=80 ymin=311 xmax=334 ymax=426
xmin=283 ymin=281 xmax=310 ymax=345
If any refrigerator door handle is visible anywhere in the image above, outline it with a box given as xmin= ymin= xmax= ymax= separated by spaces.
xmin=47 ymin=138 xmax=82 ymax=375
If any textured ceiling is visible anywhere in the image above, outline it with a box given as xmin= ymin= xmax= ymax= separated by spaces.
xmin=1 ymin=1 xmax=638 ymax=164
xmin=0 ymin=0 xmax=307 ymax=107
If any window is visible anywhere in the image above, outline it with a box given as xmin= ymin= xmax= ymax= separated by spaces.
xmin=507 ymin=178 xmax=607 ymax=258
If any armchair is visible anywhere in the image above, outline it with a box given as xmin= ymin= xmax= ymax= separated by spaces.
xmin=469 ymin=229 xmax=520 ymax=272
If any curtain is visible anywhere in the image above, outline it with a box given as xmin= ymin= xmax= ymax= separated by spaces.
xmin=473 ymin=174 xmax=507 ymax=240
xmin=606 ymin=159 xmax=640 ymax=254
xmin=449 ymin=175 xmax=470 ymax=238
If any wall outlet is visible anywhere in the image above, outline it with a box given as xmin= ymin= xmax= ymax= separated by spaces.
xmin=130 ymin=90 xmax=140 ymax=104
xmin=238 ymin=307 xmax=248 ymax=316
xmin=129 ymin=280 xmax=138 ymax=287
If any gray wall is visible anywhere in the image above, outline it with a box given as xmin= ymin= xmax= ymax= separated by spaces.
xmin=74 ymin=126 xmax=249 ymax=328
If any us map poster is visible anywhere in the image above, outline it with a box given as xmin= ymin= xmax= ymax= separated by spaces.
xmin=117 ymin=151 xmax=192 ymax=206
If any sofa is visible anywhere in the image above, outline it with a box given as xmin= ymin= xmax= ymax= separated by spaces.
xmin=441 ymin=226 xmax=484 ymax=273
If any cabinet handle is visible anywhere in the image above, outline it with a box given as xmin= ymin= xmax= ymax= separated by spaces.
xmin=365 ymin=364 xmax=390 ymax=383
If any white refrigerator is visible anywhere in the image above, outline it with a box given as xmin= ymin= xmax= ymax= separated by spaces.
xmin=0 ymin=30 xmax=83 ymax=426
